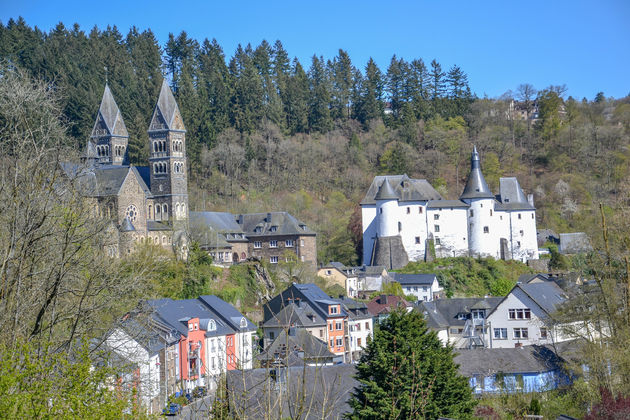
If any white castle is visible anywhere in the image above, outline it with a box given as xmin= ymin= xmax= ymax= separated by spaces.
xmin=361 ymin=147 xmax=539 ymax=269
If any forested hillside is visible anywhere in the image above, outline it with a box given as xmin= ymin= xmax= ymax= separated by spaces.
xmin=3 ymin=17 xmax=630 ymax=265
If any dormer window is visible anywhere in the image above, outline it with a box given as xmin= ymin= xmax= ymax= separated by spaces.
xmin=208 ymin=319 xmax=216 ymax=331
xmin=330 ymin=305 xmax=339 ymax=315
xmin=270 ymin=226 xmax=278 ymax=232
xmin=457 ymin=313 xmax=467 ymax=320
xmin=240 ymin=317 xmax=247 ymax=328
xmin=254 ymin=226 xmax=262 ymax=233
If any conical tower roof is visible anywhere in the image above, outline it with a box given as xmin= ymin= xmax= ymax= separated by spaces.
xmin=460 ymin=146 xmax=494 ymax=200
xmin=119 ymin=217 xmax=136 ymax=232
xmin=149 ymin=79 xmax=186 ymax=132
xmin=375 ymin=179 xmax=399 ymax=201
xmin=90 ymin=84 xmax=128 ymax=138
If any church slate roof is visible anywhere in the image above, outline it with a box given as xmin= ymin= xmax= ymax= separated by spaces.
xmin=460 ymin=146 xmax=495 ymax=200
xmin=119 ymin=217 xmax=135 ymax=232
xmin=90 ymin=84 xmax=129 ymax=138
xmin=361 ymin=175 xmax=442 ymax=205
xmin=190 ymin=211 xmax=244 ymax=234
xmin=149 ymin=80 xmax=186 ymax=132
xmin=60 ymin=163 xmax=152 ymax=198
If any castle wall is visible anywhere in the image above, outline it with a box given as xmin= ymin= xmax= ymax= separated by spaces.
xmin=397 ymin=202 xmax=429 ymax=262
xmin=361 ymin=205 xmax=377 ymax=264
xmin=466 ymin=198 xmax=501 ymax=259
xmin=427 ymin=207 xmax=469 ymax=258
xmin=508 ymin=210 xmax=539 ymax=262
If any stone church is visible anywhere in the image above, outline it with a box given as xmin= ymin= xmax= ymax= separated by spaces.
xmin=61 ymin=80 xmax=189 ymax=257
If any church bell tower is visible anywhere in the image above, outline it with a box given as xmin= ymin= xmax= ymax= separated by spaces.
xmin=89 ymin=84 xmax=129 ymax=165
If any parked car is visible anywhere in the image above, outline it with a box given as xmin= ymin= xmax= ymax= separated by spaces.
xmin=162 ymin=403 xmax=182 ymax=416
xmin=192 ymin=386 xmax=207 ymax=398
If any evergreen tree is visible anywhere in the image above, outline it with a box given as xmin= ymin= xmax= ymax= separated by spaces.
xmin=408 ymin=58 xmax=430 ymax=120
xmin=386 ymin=55 xmax=406 ymax=122
xmin=307 ymin=55 xmax=332 ymax=133
xmin=284 ymin=59 xmax=309 ymax=134
xmin=253 ymin=40 xmax=283 ymax=127
xmin=355 ymin=57 xmax=383 ymax=126
xmin=229 ymin=44 xmax=264 ymax=133
xmin=331 ymin=49 xmax=355 ymax=120
xmin=347 ymin=310 xmax=475 ymax=420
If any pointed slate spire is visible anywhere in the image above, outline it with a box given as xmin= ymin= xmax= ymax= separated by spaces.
xmin=460 ymin=145 xmax=494 ymax=200
xmin=90 ymin=84 xmax=128 ymax=139
xmin=119 ymin=217 xmax=136 ymax=232
xmin=149 ymin=79 xmax=186 ymax=132
xmin=375 ymin=179 xmax=399 ymax=200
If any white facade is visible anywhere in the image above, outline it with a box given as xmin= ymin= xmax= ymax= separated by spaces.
xmin=399 ymin=277 xmax=443 ymax=302
xmin=205 ymin=335 xmax=227 ymax=390
xmin=361 ymin=149 xmax=539 ymax=266
xmin=348 ymin=317 xmax=373 ymax=355
xmin=485 ymin=286 xmax=569 ymax=349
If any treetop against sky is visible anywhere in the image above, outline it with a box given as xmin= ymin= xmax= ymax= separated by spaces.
xmin=1 ymin=0 xmax=628 ymax=100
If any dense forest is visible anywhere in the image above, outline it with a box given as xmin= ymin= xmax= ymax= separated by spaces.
xmin=3 ymin=17 xmax=630 ymax=265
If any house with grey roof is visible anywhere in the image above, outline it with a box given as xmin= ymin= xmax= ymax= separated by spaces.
xmin=390 ymin=272 xmax=443 ymax=302
xmin=361 ymin=147 xmax=539 ymax=268
xmin=258 ymin=327 xmax=341 ymax=368
xmin=189 ymin=211 xmax=317 ymax=267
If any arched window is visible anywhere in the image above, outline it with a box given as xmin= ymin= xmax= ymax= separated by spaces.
xmin=162 ymin=236 xmax=167 ymax=244
xmin=148 ymin=204 xmax=152 ymax=219
xmin=181 ymin=203 xmax=186 ymax=217
xmin=175 ymin=203 xmax=181 ymax=219
xmin=153 ymin=142 xmax=158 ymax=153
xmin=162 ymin=204 xmax=168 ymax=220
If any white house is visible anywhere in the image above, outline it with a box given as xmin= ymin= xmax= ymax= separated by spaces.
xmin=391 ymin=273 xmax=443 ymax=302
xmin=484 ymin=281 xmax=569 ymax=348
xmin=361 ymin=147 xmax=539 ymax=269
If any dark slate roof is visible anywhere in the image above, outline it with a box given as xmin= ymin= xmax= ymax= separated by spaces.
xmin=455 ymin=345 xmax=565 ymax=376
xmin=361 ymin=175 xmax=442 ymax=205
xmin=90 ymin=84 xmax=128 ymax=138
xmin=427 ymin=199 xmax=469 ymax=209
xmin=265 ymin=283 xmax=347 ymax=323
xmin=371 ymin=235 xmax=409 ymax=270
xmin=559 ymin=233 xmax=592 ymax=254
xmin=190 ymin=211 xmax=244 ymax=233
xmin=60 ymin=163 xmax=151 ymax=198
xmin=258 ymin=328 xmax=335 ymax=363
xmin=262 ymin=302 xmax=326 ymax=328
xmin=135 ymin=166 xmax=152 ymax=191
xmin=460 ymin=146 xmax=495 ymax=200
xmin=237 ymin=212 xmax=316 ymax=237
xmin=391 ymin=273 xmax=437 ymax=285
xmin=537 ymin=229 xmax=560 ymax=246
xmin=150 ymin=79 xmax=185 ymax=132
xmin=374 ymin=178 xmax=399 ymax=200
xmin=517 ymin=273 xmax=550 ymax=284
xmin=198 ymin=295 xmax=257 ymax=332
xmin=147 ymin=221 xmax=171 ymax=231
xmin=146 ymin=298 xmax=233 ymax=338
xmin=119 ymin=217 xmax=135 ymax=232
xmin=366 ymin=295 xmax=412 ymax=315
xmin=419 ymin=297 xmax=504 ymax=328
xmin=337 ymin=297 xmax=372 ymax=320
xmin=498 ymin=177 xmax=535 ymax=210
xmin=516 ymin=282 xmax=567 ymax=314
xmin=226 ymin=364 xmax=357 ymax=420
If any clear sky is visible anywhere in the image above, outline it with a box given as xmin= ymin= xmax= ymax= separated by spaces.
xmin=1 ymin=0 xmax=628 ymax=100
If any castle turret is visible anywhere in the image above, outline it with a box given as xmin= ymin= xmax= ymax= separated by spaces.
xmin=148 ymin=80 xmax=188 ymax=225
xmin=375 ymin=180 xmax=399 ymax=237
xmin=461 ymin=146 xmax=499 ymax=258
xmin=89 ymin=84 xmax=129 ymax=165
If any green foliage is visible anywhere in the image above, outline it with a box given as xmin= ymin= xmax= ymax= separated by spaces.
xmin=347 ymin=310 xmax=476 ymax=419
xmin=0 ymin=341 xmax=137 ymax=419
xmin=548 ymin=244 xmax=570 ymax=271
xmin=398 ymin=257 xmax=532 ymax=297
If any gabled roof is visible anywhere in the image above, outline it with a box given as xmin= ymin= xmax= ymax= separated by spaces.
xmin=91 ymin=84 xmax=128 ymax=139
xmin=498 ymin=177 xmax=534 ymax=210
xmin=59 ymin=163 xmax=151 ymax=198
xmin=262 ymin=302 xmax=326 ymax=328
xmin=516 ymin=282 xmax=567 ymax=315
xmin=190 ymin=211 xmax=244 ymax=234
xmin=460 ymin=146 xmax=494 ymax=200
xmin=391 ymin=273 xmax=437 ymax=286
xmin=237 ymin=212 xmax=315 ymax=237
xmin=146 ymin=298 xmax=234 ymax=338
xmin=258 ymin=328 xmax=335 ymax=364
xmin=149 ymin=79 xmax=186 ymax=132
xmin=455 ymin=345 xmax=565 ymax=376
xmin=265 ymin=283 xmax=347 ymax=323
xmin=198 ymin=295 xmax=257 ymax=332
xmin=366 ymin=295 xmax=411 ymax=315
xmin=419 ymin=297 xmax=504 ymax=328
xmin=361 ymin=175 xmax=442 ymax=205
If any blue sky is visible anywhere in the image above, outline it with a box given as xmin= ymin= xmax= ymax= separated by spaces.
xmin=1 ymin=0 xmax=628 ymax=99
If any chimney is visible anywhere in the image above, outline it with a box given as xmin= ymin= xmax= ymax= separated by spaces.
xmin=380 ymin=294 xmax=388 ymax=304
xmin=295 ymin=298 xmax=301 ymax=308
xmin=266 ymin=212 xmax=272 ymax=223
xmin=237 ymin=214 xmax=243 ymax=224
xmin=527 ymin=194 xmax=534 ymax=207
xmin=515 ymin=342 xmax=523 ymax=348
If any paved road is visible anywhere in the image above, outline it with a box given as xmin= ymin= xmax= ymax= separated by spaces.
xmin=175 ymin=394 xmax=213 ymax=420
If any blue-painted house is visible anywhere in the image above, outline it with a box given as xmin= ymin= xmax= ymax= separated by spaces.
xmin=455 ymin=345 xmax=572 ymax=394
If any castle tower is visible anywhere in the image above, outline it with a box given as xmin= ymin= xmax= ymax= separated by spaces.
xmin=148 ymin=80 xmax=188 ymax=225
xmin=89 ymin=84 xmax=129 ymax=165
xmin=375 ymin=180 xmax=399 ymax=237
xmin=460 ymin=146 xmax=498 ymax=258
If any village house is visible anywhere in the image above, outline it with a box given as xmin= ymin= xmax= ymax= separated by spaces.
xmin=258 ymin=327 xmax=341 ymax=368
xmin=189 ymin=211 xmax=317 ymax=267
xmin=366 ymin=294 xmax=413 ymax=324
xmin=337 ymin=296 xmax=373 ymax=361
xmin=361 ymin=147 xmax=539 ymax=269
xmin=390 ymin=273 xmax=443 ymax=302
xmin=317 ymin=263 xmax=391 ymax=298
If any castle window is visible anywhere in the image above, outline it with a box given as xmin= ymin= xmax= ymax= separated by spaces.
xmin=518 ymin=213 xmax=522 ymax=220
xmin=379 ymin=208 xmax=383 ymax=214
xmin=125 ymin=205 xmax=138 ymax=223
xmin=435 ymin=238 xmax=441 ymax=245
xmin=470 ymin=210 xmax=474 ymax=217
xmin=483 ymin=226 xmax=489 ymax=233
xmin=406 ymin=207 xmax=410 ymax=214
xmin=480 ymin=204 xmax=483 ymax=208
xmin=415 ymin=237 xmax=420 ymax=244
xmin=532 ymin=214 xmax=534 ymax=219
xmin=419 ymin=207 xmax=423 ymax=214
xmin=434 ymin=225 xmax=440 ymax=232
xmin=490 ymin=209 xmax=493 ymax=216
xmin=398 ymin=222 xmax=402 ymax=232
xmin=434 ymin=214 xmax=439 ymax=220
xmin=520 ymin=230 xmax=524 ymax=236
